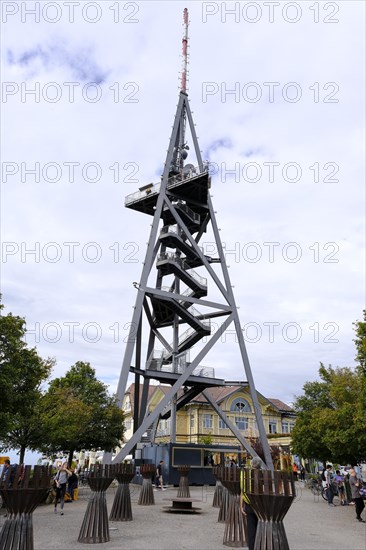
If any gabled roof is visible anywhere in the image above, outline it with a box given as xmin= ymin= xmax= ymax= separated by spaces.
xmin=149 ymin=384 xmax=172 ymax=404
xmin=187 ymin=386 xmax=293 ymax=412
xmin=125 ymin=383 xmax=164 ymax=411
xmin=266 ymin=398 xmax=294 ymax=412
xmin=191 ymin=386 xmax=244 ymax=404
xmin=124 ymin=383 xmax=293 ymax=413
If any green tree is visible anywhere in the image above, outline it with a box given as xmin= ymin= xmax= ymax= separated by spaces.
xmin=353 ymin=310 xmax=366 ymax=449
xmin=354 ymin=310 xmax=366 ymax=373
xmin=0 ymin=300 xmax=27 ymax=434
xmin=291 ymin=364 xmax=366 ymax=464
xmin=0 ymin=300 xmax=54 ymax=462
xmin=39 ymin=361 xmax=125 ymax=464
xmin=200 ymin=432 xmax=213 ymax=445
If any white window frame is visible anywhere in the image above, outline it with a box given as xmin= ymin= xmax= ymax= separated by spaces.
xmin=281 ymin=422 xmax=289 ymax=433
xmin=219 ymin=418 xmax=228 ymax=429
xmin=269 ymin=421 xmax=277 ymax=434
xmin=203 ymin=414 xmax=213 ymax=429
xmin=235 ymin=416 xmax=249 ymax=431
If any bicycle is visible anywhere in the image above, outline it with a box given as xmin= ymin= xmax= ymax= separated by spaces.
xmin=308 ymin=478 xmax=322 ymax=496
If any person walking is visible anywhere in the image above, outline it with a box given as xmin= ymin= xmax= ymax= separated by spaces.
xmin=54 ymin=462 xmax=72 ymax=515
xmin=155 ymin=460 xmax=166 ymax=491
xmin=349 ymin=468 xmax=365 ymax=522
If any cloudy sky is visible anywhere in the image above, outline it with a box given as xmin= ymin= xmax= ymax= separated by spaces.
xmin=2 ymin=1 xmax=365 ymax=415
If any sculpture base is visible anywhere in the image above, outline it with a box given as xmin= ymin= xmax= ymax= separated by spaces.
xmin=138 ymin=477 xmax=155 ymax=505
xmin=0 ymin=513 xmax=34 ymax=550
xmin=213 ymin=480 xmax=223 ymax=508
xmin=223 ymin=494 xmax=247 ymax=548
xmin=255 ymin=519 xmax=289 ymax=550
xmin=110 ymin=483 xmax=133 ymax=521
xmin=78 ymin=492 xmax=110 ymax=544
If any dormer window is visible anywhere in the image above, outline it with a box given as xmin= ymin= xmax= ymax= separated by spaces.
xmin=230 ymin=397 xmax=251 ymax=413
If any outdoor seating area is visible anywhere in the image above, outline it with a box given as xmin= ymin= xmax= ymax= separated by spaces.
xmin=1 ymin=475 xmax=365 ymax=550
xmin=2 ymin=463 xmax=365 ymax=550
xmin=162 ymin=496 xmax=202 ymax=513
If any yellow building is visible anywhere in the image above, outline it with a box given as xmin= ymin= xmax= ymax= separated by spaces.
xmin=122 ymin=383 xmax=295 ymax=466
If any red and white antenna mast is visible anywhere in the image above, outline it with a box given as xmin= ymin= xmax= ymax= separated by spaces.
xmin=181 ymin=8 xmax=189 ymax=93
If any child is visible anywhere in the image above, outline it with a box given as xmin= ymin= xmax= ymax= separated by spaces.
xmin=334 ymin=469 xmax=347 ymax=506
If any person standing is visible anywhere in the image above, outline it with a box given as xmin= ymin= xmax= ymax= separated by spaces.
xmin=54 ymin=462 xmax=72 ymax=515
xmin=67 ymin=469 xmax=78 ymax=501
xmin=292 ymin=463 xmax=298 ymax=481
xmin=349 ymin=468 xmax=365 ymax=522
xmin=2 ymin=459 xmax=11 ymax=484
xmin=334 ymin=470 xmax=347 ymax=506
xmin=299 ymin=465 xmax=306 ymax=482
xmin=240 ymin=457 xmax=264 ymax=550
xmin=75 ymin=460 xmax=81 ymax=475
xmin=322 ymin=464 xmax=335 ymax=506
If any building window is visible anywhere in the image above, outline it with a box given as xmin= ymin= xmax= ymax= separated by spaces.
xmin=157 ymin=419 xmax=171 ymax=436
xmin=282 ymin=422 xmax=289 ymax=433
xmin=235 ymin=417 xmax=249 ymax=431
xmin=230 ymin=398 xmax=251 ymax=413
xmin=124 ymin=398 xmax=131 ymax=411
xmin=269 ymin=421 xmax=277 ymax=434
xmin=203 ymin=414 xmax=213 ymax=429
xmin=219 ymin=418 xmax=228 ymax=429
xmin=190 ymin=415 xmax=194 ymax=428
xmin=289 ymin=422 xmax=295 ymax=432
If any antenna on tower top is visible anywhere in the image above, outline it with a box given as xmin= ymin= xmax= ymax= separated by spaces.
xmin=181 ymin=8 xmax=189 ymax=93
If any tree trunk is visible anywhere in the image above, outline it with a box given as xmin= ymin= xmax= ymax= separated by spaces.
xmin=68 ymin=449 xmax=74 ymax=467
xmin=19 ymin=445 xmax=26 ymax=464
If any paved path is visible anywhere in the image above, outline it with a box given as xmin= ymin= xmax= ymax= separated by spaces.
xmin=1 ymin=482 xmax=365 ymax=549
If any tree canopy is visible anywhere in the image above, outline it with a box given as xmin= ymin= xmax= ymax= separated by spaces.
xmin=291 ymin=362 xmax=366 ymax=464
xmin=291 ymin=313 xmax=366 ymax=465
xmin=38 ymin=362 xmax=125 ymax=464
xmin=0 ymin=300 xmax=54 ymax=463
xmin=0 ymin=299 xmax=125 ymax=464
xmin=354 ymin=310 xmax=366 ymax=374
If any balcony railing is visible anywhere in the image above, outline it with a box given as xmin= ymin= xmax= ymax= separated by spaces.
xmin=160 ymin=225 xmax=204 ymax=249
xmin=163 ymin=200 xmax=200 ymax=224
xmin=157 ymin=253 xmax=207 ymax=286
xmin=146 ymin=348 xmax=214 ymax=378
xmin=125 ymin=164 xmax=209 ymax=206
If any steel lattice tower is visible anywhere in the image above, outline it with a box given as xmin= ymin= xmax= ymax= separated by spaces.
xmin=113 ymin=9 xmax=273 ymax=469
